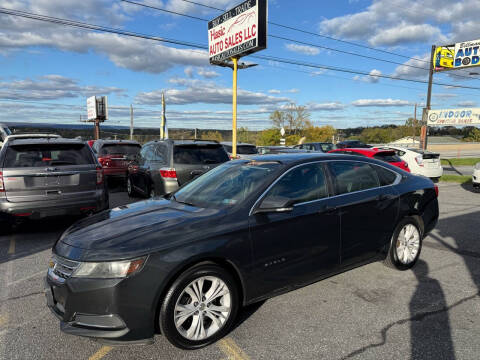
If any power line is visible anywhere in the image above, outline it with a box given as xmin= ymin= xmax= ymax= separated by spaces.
xmin=3 ymin=7 xmax=480 ymax=92
xmin=120 ymin=0 xmax=477 ymax=81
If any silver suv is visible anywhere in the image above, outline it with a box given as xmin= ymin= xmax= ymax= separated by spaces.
xmin=0 ymin=136 xmax=109 ymax=227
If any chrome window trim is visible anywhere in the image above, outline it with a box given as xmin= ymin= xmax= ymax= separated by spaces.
xmin=249 ymin=159 xmax=402 ymax=216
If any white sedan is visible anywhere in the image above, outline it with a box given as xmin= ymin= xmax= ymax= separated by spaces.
xmin=473 ymin=163 xmax=480 ymax=188
xmin=380 ymin=145 xmax=443 ymax=179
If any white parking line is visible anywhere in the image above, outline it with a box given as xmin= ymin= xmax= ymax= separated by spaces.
xmin=7 ymin=270 xmax=45 ymax=287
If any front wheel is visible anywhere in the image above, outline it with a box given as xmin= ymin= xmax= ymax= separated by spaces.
xmin=159 ymin=264 xmax=239 ymax=349
xmin=385 ymin=217 xmax=423 ymax=270
xmin=126 ymin=176 xmax=136 ymax=198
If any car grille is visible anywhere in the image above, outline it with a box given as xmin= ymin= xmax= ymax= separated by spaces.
xmin=52 ymin=255 xmax=80 ymax=279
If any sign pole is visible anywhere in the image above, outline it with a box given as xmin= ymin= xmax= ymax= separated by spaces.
xmin=161 ymin=92 xmax=165 ymax=140
xmin=421 ymin=45 xmax=436 ymax=149
xmin=232 ymin=57 xmax=238 ymax=158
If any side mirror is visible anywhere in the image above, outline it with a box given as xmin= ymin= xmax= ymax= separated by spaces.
xmin=253 ymin=196 xmax=293 ymax=214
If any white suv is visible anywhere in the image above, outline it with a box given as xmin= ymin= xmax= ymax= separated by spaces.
xmin=473 ymin=162 xmax=480 ymax=188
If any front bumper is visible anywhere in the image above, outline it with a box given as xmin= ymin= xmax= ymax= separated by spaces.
xmin=44 ymin=265 xmax=157 ymax=342
xmin=473 ymin=169 xmax=480 ymax=185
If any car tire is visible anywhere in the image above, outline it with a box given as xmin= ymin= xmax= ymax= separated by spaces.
xmin=431 ymin=177 xmax=440 ymax=183
xmin=384 ymin=217 xmax=423 ymax=271
xmin=148 ymin=183 xmax=155 ymax=198
xmin=159 ymin=264 xmax=239 ymax=350
xmin=126 ymin=176 xmax=136 ymax=198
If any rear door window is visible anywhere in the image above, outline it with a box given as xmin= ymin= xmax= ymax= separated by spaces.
xmin=373 ymin=165 xmax=399 ymax=186
xmin=100 ymin=144 xmax=141 ymax=156
xmin=329 ymin=161 xmax=380 ymax=195
xmin=4 ymin=143 xmax=93 ymax=167
xmin=262 ymin=163 xmax=328 ymax=206
xmin=173 ymin=144 xmax=229 ymax=164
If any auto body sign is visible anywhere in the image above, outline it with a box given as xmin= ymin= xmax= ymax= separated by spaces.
xmin=434 ymin=39 xmax=480 ymax=72
xmin=208 ymin=0 xmax=267 ymax=64
xmin=427 ymin=108 xmax=480 ymax=125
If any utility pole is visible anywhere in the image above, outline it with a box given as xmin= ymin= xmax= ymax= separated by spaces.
xmin=232 ymin=57 xmax=238 ymax=158
xmin=421 ymin=45 xmax=436 ymax=150
xmin=160 ymin=92 xmax=166 ymax=140
xmin=194 ymin=128 xmax=197 ymax=139
xmin=413 ymin=103 xmax=417 ymax=145
xmin=130 ymin=104 xmax=134 ymax=140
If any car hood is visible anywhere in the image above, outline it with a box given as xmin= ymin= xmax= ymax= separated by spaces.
xmin=57 ymin=198 xmax=221 ymax=258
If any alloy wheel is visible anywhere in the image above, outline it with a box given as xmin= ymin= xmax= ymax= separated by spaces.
xmin=396 ymin=224 xmax=420 ymax=264
xmin=173 ymin=276 xmax=232 ymax=341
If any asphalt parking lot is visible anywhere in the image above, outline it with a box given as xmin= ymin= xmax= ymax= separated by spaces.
xmin=1 ymin=182 xmax=479 ymax=360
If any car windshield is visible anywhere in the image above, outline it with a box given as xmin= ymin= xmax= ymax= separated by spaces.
xmin=3 ymin=127 xmax=12 ymax=136
xmin=173 ymin=161 xmax=282 ymax=208
xmin=320 ymin=143 xmax=335 ymax=151
xmin=100 ymin=144 xmax=141 ymax=155
xmin=173 ymin=144 xmax=229 ymax=164
xmin=4 ymin=143 xmax=93 ymax=167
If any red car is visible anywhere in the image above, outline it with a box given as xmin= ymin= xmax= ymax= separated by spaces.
xmin=90 ymin=140 xmax=141 ymax=179
xmin=328 ymin=148 xmax=410 ymax=172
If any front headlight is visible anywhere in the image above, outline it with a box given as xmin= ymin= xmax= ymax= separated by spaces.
xmin=475 ymin=162 xmax=480 ymax=170
xmin=72 ymin=257 xmax=146 ymax=279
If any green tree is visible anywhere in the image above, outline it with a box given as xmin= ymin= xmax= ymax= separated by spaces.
xmin=464 ymin=127 xmax=480 ymax=142
xmin=304 ymin=125 xmax=336 ymax=142
xmin=269 ymin=103 xmax=311 ymax=135
xmin=200 ymin=131 xmax=223 ymax=142
xmin=257 ymin=128 xmax=281 ymax=145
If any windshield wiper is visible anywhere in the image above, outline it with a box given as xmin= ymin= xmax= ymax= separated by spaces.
xmin=172 ymin=194 xmax=195 ymax=207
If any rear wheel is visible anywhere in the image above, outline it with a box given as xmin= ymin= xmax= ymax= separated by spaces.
xmin=159 ymin=264 xmax=239 ymax=349
xmin=385 ymin=217 xmax=423 ymax=270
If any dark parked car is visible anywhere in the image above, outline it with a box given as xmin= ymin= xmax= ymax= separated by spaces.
xmin=90 ymin=140 xmax=141 ymax=180
xmin=257 ymin=146 xmax=308 ymax=154
xmin=45 ymin=153 xmax=438 ymax=349
xmin=126 ymin=139 xmax=229 ymax=198
xmin=293 ymin=142 xmax=336 ymax=152
xmin=0 ymin=136 xmax=108 ymax=227
xmin=220 ymin=142 xmax=258 ymax=159
xmin=336 ymin=140 xmax=371 ymax=149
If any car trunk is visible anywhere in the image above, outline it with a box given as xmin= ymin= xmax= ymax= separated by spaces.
xmin=173 ymin=144 xmax=229 ymax=186
xmin=422 ymin=152 xmax=441 ymax=168
xmin=2 ymin=143 xmax=98 ymax=203
xmin=98 ymin=144 xmax=140 ymax=169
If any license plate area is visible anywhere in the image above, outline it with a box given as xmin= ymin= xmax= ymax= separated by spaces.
xmin=45 ymin=176 xmax=60 ymax=186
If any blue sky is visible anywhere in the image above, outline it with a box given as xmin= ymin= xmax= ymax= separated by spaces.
xmin=1 ymin=0 xmax=479 ymax=130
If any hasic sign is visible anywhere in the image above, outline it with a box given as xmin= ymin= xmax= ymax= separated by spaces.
xmin=434 ymin=39 xmax=480 ymax=72
xmin=208 ymin=0 xmax=267 ymax=64
xmin=427 ymin=108 xmax=480 ymax=126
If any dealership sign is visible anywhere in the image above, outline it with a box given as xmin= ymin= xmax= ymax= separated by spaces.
xmin=208 ymin=0 xmax=267 ymax=64
xmin=87 ymin=96 xmax=97 ymax=120
xmin=427 ymin=108 xmax=480 ymax=125
xmin=434 ymin=39 xmax=480 ymax=72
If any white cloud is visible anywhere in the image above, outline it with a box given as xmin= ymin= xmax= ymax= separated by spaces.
xmin=352 ymin=99 xmax=411 ymax=107
xmin=197 ymin=68 xmax=220 ymax=79
xmin=433 ymin=93 xmax=457 ymax=99
xmin=457 ymin=100 xmax=477 ymax=107
xmin=0 ymin=75 xmax=125 ymax=100
xmin=0 ymin=0 xmax=209 ymax=72
xmin=184 ymin=66 xmax=194 ymax=78
xmin=306 ymin=102 xmax=345 ymax=111
xmin=268 ymin=89 xmax=281 ymax=94
xmin=369 ymin=23 xmax=443 ymax=46
xmin=285 ymin=43 xmax=320 ymax=56
xmin=318 ymin=0 xmax=480 ymax=47
xmin=391 ymin=53 xmax=430 ymax=79
xmin=353 ymin=69 xmax=382 ymax=83
xmin=137 ymin=78 xmax=291 ymax=105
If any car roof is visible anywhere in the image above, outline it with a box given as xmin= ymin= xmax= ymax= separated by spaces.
xmin=6 ymin=137 xmax=85 ymax=146
xmin=330 ymin=148 xmax=395 ymax=157
xmin=95 ymin=139 xmax=140 ymax=145
xmin=220 ymin=141 xmax=255 ymax=146
xmin=147 ymin=139 xmax=220 ymax=146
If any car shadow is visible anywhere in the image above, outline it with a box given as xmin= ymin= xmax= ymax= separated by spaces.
xmin=230 ymin=300 xmax=266 ymax=333
xmin=410 ymin=259 xmax=455 ymax=359
xmin=460 ymin=181 xmax=479 ymax=193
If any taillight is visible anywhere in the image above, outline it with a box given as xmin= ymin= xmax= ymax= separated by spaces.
xmin=96 ymin=167 xmax=104 ymax=185
xmin=0 ymin=171 xmax=4 ymax=192
xmin=160 ymin=168 xmax=177 ymax=179
xmin=98 ymin=157 xmax=109 ymax=167
xmin=434 ymin=184 xmax=439 ymax=197
xmin=415 ymin=155 xmax=424 ymax=167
